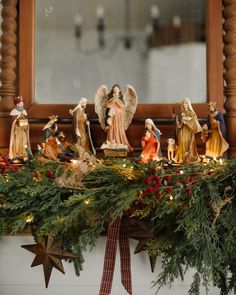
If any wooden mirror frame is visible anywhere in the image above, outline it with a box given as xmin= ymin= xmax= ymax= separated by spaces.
xmin=0 ymin=0 xmax=223 ymax=153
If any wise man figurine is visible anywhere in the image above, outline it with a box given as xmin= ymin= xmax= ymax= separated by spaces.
xmin=202 ymin=101 xmax=229 ymax=158
xmin=9 ymin=96 xmax=31 ymax=161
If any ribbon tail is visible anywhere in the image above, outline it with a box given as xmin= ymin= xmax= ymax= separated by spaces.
xmin=119 ymin=216 xmax=132 ymax=295
xmin=99 ymin=218 xmax=121 ymax=295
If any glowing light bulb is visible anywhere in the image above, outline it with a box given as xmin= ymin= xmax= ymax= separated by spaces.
xmin=70 ymin=159 xmax=79 ymax=167
xmin=84 ymin=199 xmax=91 ymax=205
xmin=26 ymin=215 xmax=34 ymax=223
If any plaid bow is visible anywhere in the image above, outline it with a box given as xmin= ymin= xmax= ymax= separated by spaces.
xmin=99 ymin=216 xmax=132 ymax=295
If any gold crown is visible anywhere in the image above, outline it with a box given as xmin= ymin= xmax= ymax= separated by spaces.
xmin=14 ymin=96 xmax=24 ymax=104
xmin=48 ymin=115 xmax=58 ymax=123
xmin=208 ymin=101 xmax=216 ymax=108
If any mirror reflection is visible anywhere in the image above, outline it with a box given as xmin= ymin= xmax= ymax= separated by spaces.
xmin=35 ymin=0 xmax=206 ymax=104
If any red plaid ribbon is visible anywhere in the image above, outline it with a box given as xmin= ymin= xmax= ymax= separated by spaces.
xmin=99 ymin=216 xmax=132 ymax=295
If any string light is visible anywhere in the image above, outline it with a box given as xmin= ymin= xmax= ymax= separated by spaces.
xmin=57 ymin=216 xmax=65 ymax=224
xmin=84 ymin=198 xmax=91 ymax=205
xmin=3 ymin=174 xmax=9 ymax=182
xmin=25 ymin=215 xmax=34 ymax=223
xmin=70 ymin=159 xmax=80 ymax=167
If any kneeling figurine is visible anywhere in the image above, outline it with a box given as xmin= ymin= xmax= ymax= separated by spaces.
xmin=140 ymin=118 xmax=162 ymax=163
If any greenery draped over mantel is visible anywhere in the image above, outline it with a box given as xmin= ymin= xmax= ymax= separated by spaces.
xmin=1 ymin=155 xmax=236 ymax=295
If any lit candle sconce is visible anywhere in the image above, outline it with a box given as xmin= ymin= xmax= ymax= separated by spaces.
xmin=145 ymin=24 xmax=153 ymax=48
xmin=74 ymin=13 xmax=82 ymax=39
xmin=73 ymin=2 xmax=160 ymax=54
xmin=172 ymin=15 xmax=182 ymax=28
xmin=96 ymin=5 xmax=104 ymax=19
xmin=172 ymin=15 xmax=182 ymax=43
xmin=150 ymin=5 xmax=160 ymax=33
xmin=96 ymin=6 xmax=105 ymax=48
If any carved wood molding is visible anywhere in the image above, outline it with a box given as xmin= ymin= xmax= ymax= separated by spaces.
xmin=0 ymin=0 xmax=18 ymax=113
xmin=223 ymin=0 xmax=236 ymax=154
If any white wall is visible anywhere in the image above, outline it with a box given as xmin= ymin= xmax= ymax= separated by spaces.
xmin=0 ymin=236 xmax=228 ymax=295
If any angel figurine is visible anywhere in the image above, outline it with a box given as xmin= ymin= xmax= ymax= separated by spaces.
xmin=94 ymin=84 xmax=138 ymax=151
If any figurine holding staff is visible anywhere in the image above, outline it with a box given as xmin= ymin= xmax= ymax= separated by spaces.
xmin=9 ymin=96 xmax=31 ymax=161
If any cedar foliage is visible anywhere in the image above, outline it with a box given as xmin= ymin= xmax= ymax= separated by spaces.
xmin=0 ymin=157 xmax=236 ymax=294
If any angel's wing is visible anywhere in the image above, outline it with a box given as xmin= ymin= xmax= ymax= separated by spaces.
xmin=123 ymin=84 xmax=138 ymax=130
xmin=94 ymin=85 xmax=108 ymax=130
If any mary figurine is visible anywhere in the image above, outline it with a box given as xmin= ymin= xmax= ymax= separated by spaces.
xmin=140 ymin=118 xmax=162 ymax=163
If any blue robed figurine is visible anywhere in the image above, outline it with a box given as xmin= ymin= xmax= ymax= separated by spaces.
xmin=140 ymin=118 xmax=162 ymax=163
xmin=202 ymin=102 xmax=229 ymax=158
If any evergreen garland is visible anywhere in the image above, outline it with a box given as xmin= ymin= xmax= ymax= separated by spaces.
xmin=0 ymin=156 xmax=236 ymax=294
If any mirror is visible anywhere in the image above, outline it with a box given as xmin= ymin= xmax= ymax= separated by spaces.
xmin=35 ymin=0 xmax=206 ymax=104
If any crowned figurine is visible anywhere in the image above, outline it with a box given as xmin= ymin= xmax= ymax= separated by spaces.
xmin=9 ymin=96 xmax=31 ymax=161
xmin=94 ymin=84 xmax=138 ymax=154
xmin=40 ymin=115 xmax=72 ymax=161
xmin=202 ymin=101 xmax=229 ymax=158
xmin=42 ymin=115 xmax=59 ymax=141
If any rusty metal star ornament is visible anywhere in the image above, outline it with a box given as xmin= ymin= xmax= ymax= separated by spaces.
xmin=21 ymin=235 xmax=76 ymax=287
xmin=126 ymin=216 xmax=158 ymax=272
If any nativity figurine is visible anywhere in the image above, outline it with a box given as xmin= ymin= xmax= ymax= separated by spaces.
xmin=42 ymin=115 xmax=59 ymax=141
xmin=140 ymin=118 xmax=162 ymax=163
xmin=69 ymin=97 xmax=96 ymax=155
xmin=94 ymin=84 xmax=138 ymax=152
xmin=173 ymin=97 xmax=202 ymax=163
xmin=41 ymin=116 xmax=72 ymax=161
xmin=202 ymin=101 xmax=229 ymax=158
xmin=9 ymin=96 xmax=32 ymax=161
xmin=167 ymin=138 xmax=176 ymax=161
